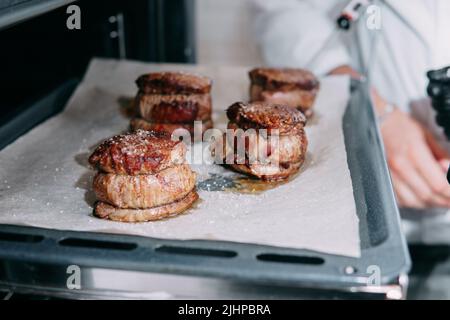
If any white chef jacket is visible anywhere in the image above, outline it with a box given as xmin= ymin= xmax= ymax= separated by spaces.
xmin=253 ymin=0 xmax=450 ymax=244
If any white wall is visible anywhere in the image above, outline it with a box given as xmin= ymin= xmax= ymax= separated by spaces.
xmin=195 ymin=0 xmax=264 ymax=66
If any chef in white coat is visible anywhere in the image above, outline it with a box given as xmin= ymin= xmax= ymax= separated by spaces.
xmin=253 ymin=0 xmax=450 ymax=243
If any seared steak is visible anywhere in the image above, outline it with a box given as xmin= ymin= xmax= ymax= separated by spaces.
xmin=88 ymin=129 xmax=185 ymax=175
xmin=89 ymin=129 xmax=199 ymax=222
xmin=94 ymin=189 xmax=199 ymax=222
xmin=222 ymin=102 xmax=308 ymax=181
xmin=93 ymin=164 xmax=196 ymax=209
xmin=134 ymin=71 xmax=214 ymax=138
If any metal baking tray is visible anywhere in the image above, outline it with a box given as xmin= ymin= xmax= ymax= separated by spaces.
xmin=0 ymin=79 xmax=410 ymax=298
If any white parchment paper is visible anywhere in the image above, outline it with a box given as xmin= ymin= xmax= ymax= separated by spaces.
xmin=0 ymin=59 xmax=360 ymax=257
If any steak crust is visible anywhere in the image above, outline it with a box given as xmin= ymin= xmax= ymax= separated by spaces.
xmin=136 ymin=72 xmax=212 ymax=95
xmin=93 ymin=164 xmax=196 ymax=209
xmin=226 ymin=102 xmax=306 ymax=135
xmin=88 ymin=129 xmax=185 ymax=175
xmin=94 ymin=189 xmax=199 ymax=222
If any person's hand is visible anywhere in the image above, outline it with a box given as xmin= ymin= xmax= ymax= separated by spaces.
xmin=380 ymin=107 xmax=450 ymax=209
xmin=327 ymin=71 xmax=450 ymax=209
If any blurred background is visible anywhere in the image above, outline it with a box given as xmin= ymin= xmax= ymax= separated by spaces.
xmin=196 ymin=0 xmax=262 ymax=66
